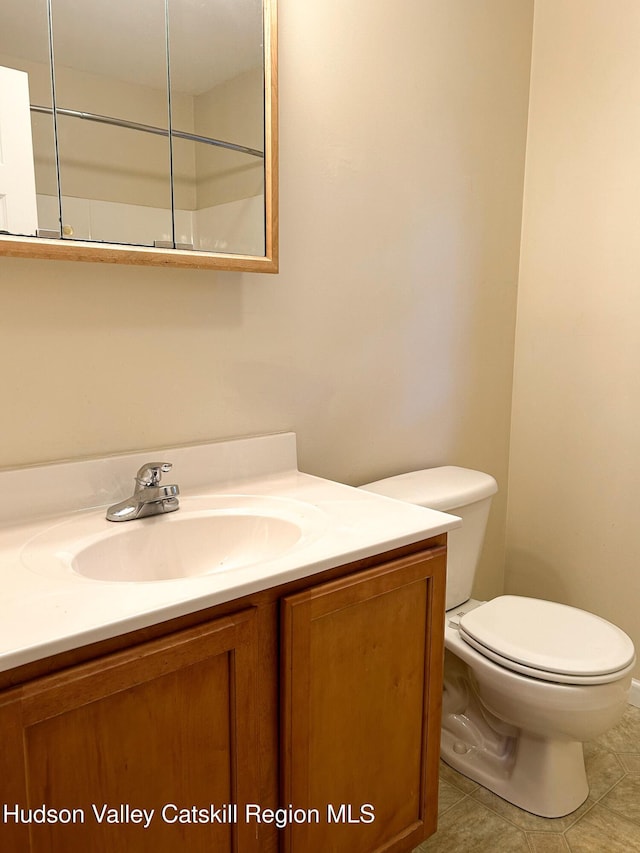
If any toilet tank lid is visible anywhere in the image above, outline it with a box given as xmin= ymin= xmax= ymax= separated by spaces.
xmin=360 ymin=466 xmax=498 ymax=511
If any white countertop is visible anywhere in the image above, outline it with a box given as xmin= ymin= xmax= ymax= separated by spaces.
xmin=0 ymin=433 xmax=459 ymax=672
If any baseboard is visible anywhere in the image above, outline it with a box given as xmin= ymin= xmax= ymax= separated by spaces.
xmin=629 ymin=678 xmax=640 ymax=709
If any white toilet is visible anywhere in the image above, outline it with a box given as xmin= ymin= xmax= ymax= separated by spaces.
xmin=361 ymin=466 xmax=636 ymax=818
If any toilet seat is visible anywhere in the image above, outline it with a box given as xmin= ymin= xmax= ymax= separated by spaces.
xmin=459 ymin=596 xmax=636 ymax=685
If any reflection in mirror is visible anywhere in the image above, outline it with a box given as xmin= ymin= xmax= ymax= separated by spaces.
xmin=49 ymin=0 xmax=173 ymax=246
xmin=168 ymin=0 xmax=265 ymax=255
xmin=0 ymin=0 xmax=275 ymax=267
xmin=0 ymin=0 xmax=59 ymax=237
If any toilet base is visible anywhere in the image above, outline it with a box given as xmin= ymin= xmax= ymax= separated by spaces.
xmin=441 ymin=646 xmax=591 ymax=817
xmin=441 ymin=611 xmax=631 ymax=818
xmin=441 ymin=727 xmax=588 ymax=818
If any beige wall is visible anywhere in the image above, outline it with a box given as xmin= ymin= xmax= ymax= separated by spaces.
xmin=0 ymin=0 xmax=533 ymax=602
xmin=507 ymin=0 xmax=640 ymax=675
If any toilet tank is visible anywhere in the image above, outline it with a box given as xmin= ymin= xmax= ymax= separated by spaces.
xmin=360 ymin=466 xmax=498 ymax=611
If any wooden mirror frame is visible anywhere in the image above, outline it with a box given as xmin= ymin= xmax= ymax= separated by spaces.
xmin=0 ymin=0 xmax=278 ymax=273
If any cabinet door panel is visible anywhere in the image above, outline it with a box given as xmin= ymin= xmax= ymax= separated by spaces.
xmin=281 ymin=549 xmax=446 ymax=853
xmin=0 ymin=608 xmax=260 ymax=853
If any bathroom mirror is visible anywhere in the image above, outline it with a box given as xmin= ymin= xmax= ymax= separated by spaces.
xmin=0 ymin=0 xmax=277 ymax=272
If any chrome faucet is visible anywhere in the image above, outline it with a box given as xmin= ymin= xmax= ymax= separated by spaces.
xmin=106 ymin=462 xmax=180 ymax=522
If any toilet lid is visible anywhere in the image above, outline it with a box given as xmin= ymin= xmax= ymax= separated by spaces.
xmin=459 ymin=596 xmax=635 ymax=679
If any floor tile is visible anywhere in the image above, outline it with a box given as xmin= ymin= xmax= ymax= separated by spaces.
xmin=600 ymin=775 xmax=640 ymax=825
xmin=436 ymin=778 xmax=466 ymax=816
xmin=565 ymin=803 xmax=640 ymax=852
xmin=618 ymin=752 xmax=640 ymax=773
xmin=439 ymin=760 xmax=480 ymax=795
xmin=583 ymin=742 xmax=625 ymax=799
xmin=526 ymin=832 xmax=571 ymax=852
xmin=415 ymin=797 xmax=530 ymax=853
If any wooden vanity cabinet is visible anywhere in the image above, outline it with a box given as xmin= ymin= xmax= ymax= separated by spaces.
xmin=0 ymin=539 xmax=446 ymax=853
xmin=281 ymin=548 xmax=446 ymax=853
xmin=0 ymin=608 xmax=262 ymax=853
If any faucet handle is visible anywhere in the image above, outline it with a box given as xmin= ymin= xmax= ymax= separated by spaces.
xmin=135 ymin=462 xmax=173 ymax=488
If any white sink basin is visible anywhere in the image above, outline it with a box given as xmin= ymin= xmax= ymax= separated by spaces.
xmin=22 ymin=495 xmax=327 ymax=583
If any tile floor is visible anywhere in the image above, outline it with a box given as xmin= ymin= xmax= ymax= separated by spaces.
xmin=413 ymin=704 xmax=640 ymax=852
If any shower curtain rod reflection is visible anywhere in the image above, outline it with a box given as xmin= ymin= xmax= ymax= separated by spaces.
xmin=30 ymin=103 xmax=264 ymax=159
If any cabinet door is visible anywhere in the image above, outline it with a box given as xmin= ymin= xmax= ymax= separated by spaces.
xmin=281 ymin=549 xmax=446 ymax=853
xmin=0 ymin=608 xmax=260 ymax=853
